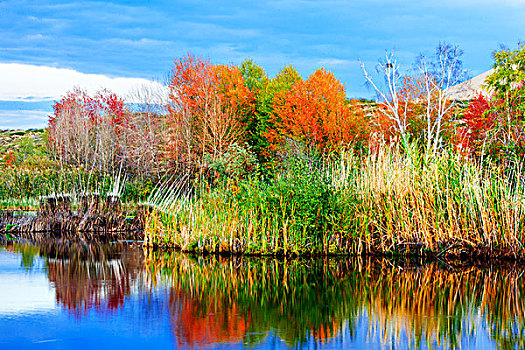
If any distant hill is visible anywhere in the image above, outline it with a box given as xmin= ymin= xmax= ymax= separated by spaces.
xmin=0 ymin=129 xmax=45 ymax=155
xmin=446 ymin=69 xmax=494 ymax=101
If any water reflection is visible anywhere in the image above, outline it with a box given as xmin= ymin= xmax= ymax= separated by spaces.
xmin=4 ymin=241 xmax=145 ymax=316
xmin=46 ymin=244 xmax=144 ymax=314
xmin=146 ymin=251 xmax=525 ymax=349
xmin=2 ymin=242 xmax=525 ymax=349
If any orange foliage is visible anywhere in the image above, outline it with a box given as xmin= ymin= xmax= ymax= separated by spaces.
xmin=171 ymin=290 xmax=250 ymax=347
xmin=167 ymin=54 xmax=255 ymax=167
xmin=268 ymin=68 xmax=369 ymax=152
xmin=215 ymin=64 xmax=255 ymax=117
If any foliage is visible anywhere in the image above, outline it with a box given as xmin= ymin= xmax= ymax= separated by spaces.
xmin=147 ymin=251 xmax=525 ymax=349
xmin=455 ymin=93 xmax=493 ymax=155
xmin=268 ymin=68 xmax=370 ymax=153
xmin=146 ymin=143 xmax=525 ymax=258
xmin=48 ymin=88 xmax=127 ymax=173
xmin=484 ymin=43 xmax=525 ymax=162
xmin=240 ymin=61 xmax=302 ymax=164
xmin=206 ymin=143 xmax=259 ymax=181
xmin=167 ymin=54 xmax=255 ymax=169
xmin=48 ymin=87 xmax=168 ymax=179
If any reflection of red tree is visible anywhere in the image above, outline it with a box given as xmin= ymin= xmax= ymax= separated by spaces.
xmin=169 ymin=289 xmax=250 ymax=347
xmin=47 ymin=259 xmax=132 ymax=315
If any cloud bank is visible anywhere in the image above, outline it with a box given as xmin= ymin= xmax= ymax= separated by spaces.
xmin=0 ymin=63 xmax=167 ymax=103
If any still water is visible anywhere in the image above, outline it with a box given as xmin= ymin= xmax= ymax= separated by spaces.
xmin=0 ymin=241 xmax=522 ymax=349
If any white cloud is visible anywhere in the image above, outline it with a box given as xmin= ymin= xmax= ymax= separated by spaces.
xmin=0 ymin=63 xmax=168 ymax=104
xmin=318 ymin=58 xmax=351 ymax=66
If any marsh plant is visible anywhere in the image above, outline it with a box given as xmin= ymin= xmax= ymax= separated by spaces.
xmin=145 ymin=144 xmax=525 ymax=257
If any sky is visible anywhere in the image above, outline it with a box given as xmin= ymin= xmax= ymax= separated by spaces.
xmin=1 ymin=0 xmax=524 ymax=129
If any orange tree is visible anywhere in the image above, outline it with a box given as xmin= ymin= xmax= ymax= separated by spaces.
xmin=267 ymin=67 xmax=369 ymax=154
xmin=167 ymin=54 xmax=255 ymax=169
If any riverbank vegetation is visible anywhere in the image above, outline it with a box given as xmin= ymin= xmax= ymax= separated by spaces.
xmin=4 ymin=42 xmax=525 ymax=257
xmin=145 ymin=145 xmax=525 ymax=257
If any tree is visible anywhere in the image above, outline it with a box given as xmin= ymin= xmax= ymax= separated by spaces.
xmin=455 ymin=92 xmax=493 ymax=155
xmin=240 ymin=62 xmax=302 ymax=162
xmin=416 ymin=42 xmax=469 ymax=153
xmin=484 ymin=43 xmax=525 ymax=160
xmin=48 ymin=88 xmax=128 ymax=173
xmin=167 ymin=54 xmax=254 ymax=169
xmin=361 ymin=51 xmax=410 ymax=146
xmin=125 ymin=83 xmax=170 ymax=177
xmin=268 ymin=68 xmax=369 ymax=153
xmin=239 ymin=59 xmax=270 ymax=160
xmin=361 ymin=43 xmax=468 ymax=152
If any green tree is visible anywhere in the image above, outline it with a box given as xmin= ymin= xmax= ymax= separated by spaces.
xmin=239 ymin=60 xmax=269 ymax=160
xmin=485 ymin=43 xmax=525 ymax=160
xmin=239 ymin=61 xmax=302 ymax=163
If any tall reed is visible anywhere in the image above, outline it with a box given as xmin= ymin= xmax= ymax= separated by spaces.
xmin=145 ymin=146 xmax=525 ymax=257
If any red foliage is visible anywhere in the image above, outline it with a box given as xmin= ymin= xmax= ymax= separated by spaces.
xmin=47 ymin=88 xmax=129 ymax=172
xmin=456 ymin=93 xmax=492 ymax=154
xmin=4 ymin=152 xmax=16 ymax=167
xmin=49 ymin=88 xmax=127 ymax=137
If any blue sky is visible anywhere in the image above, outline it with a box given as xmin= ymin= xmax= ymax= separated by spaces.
xmin=1 ymin=0 xmax=524 ymax=129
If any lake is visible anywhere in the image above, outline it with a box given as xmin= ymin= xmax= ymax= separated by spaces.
xmin=0 ymin=241 xmax=522 ymax=349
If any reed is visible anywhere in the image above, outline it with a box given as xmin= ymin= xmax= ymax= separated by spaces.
xmin=0 ymin=163 xmax=156 ymax=211
xmin=145 ymin=145 xmax=525 ymax=258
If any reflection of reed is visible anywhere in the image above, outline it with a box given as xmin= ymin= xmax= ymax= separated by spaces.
xmin=41 ymin=241 xmax=144 ymax=315
xmin=145 ymin=250 xmax=357 ymax=347
xmin=359 ymin=263 xmax=525 ymax=349
xmin=144 ymin=250 xmax=525 ymax=349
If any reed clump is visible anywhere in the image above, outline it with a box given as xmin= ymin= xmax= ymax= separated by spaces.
xmin=145 ymin=146 xmax=525 ymax=258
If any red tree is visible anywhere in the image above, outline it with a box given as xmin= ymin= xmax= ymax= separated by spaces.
xmin=48 ymin=88 xmax=129 ymax=172
xmin=456 ymin=93 xmax=492 ymax=155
